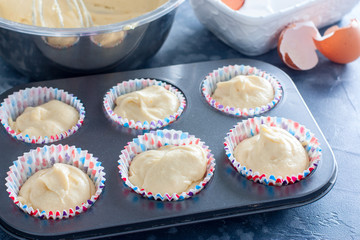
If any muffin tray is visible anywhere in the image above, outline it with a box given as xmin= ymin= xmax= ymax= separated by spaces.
xmin=0 ymin=59 xmax=337 ymax=239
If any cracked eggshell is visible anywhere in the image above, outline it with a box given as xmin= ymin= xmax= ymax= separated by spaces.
xmin=221 ymin=0 xmax=245 ymax=10
xmin=314 ymin=19 xmax=360 ymax=64
xmin=278 ymin=21 xmax=321 ymax=70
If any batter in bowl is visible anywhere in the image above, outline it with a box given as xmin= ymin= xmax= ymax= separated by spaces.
xmin=0 ymin=0 xmax=167 ymax=28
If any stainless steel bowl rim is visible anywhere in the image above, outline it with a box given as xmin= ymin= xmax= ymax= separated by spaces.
xmin=0 ymin=0 xmax=184 ymax=36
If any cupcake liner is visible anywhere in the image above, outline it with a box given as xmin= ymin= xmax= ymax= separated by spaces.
xmin=224 ymin=116 xmax=321 ymax=186
xmin=118 ymin=129 xmax=215 ymax=201
xmin=103 ymin=78 xmax=186 ymax=130
xmin=121 ymin=186 xmax=191 ymax=211
xmin=0 ymin=86 xmax=85 ymax=144
xmin=201 ymin=65 xmax=283 ymax=117
xmin=5 ymin=144 xmax=106 ymax=220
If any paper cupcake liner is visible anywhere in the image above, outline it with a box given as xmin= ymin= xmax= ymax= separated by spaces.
xmin=201 ymin=65 xmax=283 ymax=117
xmin=0 ymin=86 xmax=85 ymax=144
xmin=224 ymin=116 xmax=321 ymax=186
xmin=103 ymin=78 xmax=186 ymax=130
xmin=5 ymin=144 xmax=106 ymax=220
xmin=118 ymin=129 xmax=215 ymax=201
xmin=121 ymin=185 xmax=192 ymax=211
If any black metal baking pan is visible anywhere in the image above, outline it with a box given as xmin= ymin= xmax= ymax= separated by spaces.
xmin=0 ymin=59 xmax=337 ymax=239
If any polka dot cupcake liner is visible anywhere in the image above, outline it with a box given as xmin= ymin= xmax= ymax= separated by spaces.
xmin=103 ymin=78 xmax=186 ymax=130
xmin=5 ymin=144 xmax=106 ymax=220
xmin=224 ymin=116 xmax=321 ymax=186
xmin=0 ymin=86 xmax=85 ymax=144
xmin=118 ymin=129 xmax=216 ymax=201
xmin=201 ymin=65 xmax=283 ymax=117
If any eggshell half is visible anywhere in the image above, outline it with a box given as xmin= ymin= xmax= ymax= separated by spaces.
xmin=221 ymin=0 xmax=245 ymax=10
xmin=278 ymin=21 xmax=321 ymax=70
xmin=314 ymin=19 xmax=360 ymax=64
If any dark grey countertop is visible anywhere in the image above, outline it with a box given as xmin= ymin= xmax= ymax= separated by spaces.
xmin=0 ymin=1 xmax=359 ymax=239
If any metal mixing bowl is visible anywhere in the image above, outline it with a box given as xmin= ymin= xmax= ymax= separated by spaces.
xmin=0 ymin=0 xmax=184 ymax=80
